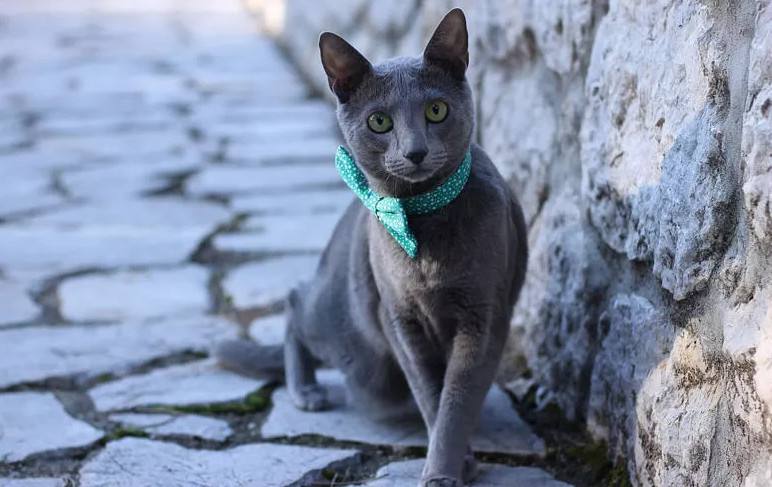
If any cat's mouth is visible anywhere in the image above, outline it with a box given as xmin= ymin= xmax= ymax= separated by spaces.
xmin=384 ymin=160 xmax=441 ymax=183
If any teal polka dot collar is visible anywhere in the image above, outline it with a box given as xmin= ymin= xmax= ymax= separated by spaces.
xmin=335 ymin=146 xmax=472 ymax=258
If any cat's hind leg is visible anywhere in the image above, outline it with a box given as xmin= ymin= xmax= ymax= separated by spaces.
xmin=285 ymin=325 xmax=329 ymax=411
xmin=341 ymin=351 xmax=414 ymax=420
xmin=284 ymin=289 xmax=329 ymax=411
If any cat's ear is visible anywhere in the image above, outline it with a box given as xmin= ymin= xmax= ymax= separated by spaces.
xmin=319 ymin=32 xmax=372 ymax=103
xmin=423 ymin=8 xmax=469 ymax=80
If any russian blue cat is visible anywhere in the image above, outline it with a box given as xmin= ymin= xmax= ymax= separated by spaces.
xmin=216 ymin=9 xmax=527 ymax=486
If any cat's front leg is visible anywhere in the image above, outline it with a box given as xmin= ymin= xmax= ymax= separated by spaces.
xmin=420 ymin=332 xmax=502 ymax=487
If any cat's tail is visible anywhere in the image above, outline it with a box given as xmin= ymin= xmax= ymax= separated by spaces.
xmin=213 ymin=340 xmax=285 ymax=379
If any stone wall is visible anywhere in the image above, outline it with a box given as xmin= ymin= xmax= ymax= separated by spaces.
xmin=254 ymin=1 xmax=772 ymax=485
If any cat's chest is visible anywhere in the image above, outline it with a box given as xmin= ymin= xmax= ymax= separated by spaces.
xmin=368 ymin=211 xmax=477 ymax=297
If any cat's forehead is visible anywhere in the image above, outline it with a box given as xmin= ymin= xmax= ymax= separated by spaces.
xmin=351 ymin=56 xmax=457 ymax=106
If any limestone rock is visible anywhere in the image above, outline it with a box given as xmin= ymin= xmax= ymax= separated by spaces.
xmin=0 ymin=280 xmax=38 ymax=327
xmin=214 ymin=213 xmax=340 ymax=253
xmin=743 ymin=1 xmax=772 ymax=244
xmin=89 ymin=359 xmax=266 ymax=411
xmin=223 ymin=255 xmax=319 ymax=309
xmin=0 ymin=392 xmax=103 ymax=461
xmin=109 ymin=413 xmax=232 ymax=441
xmin=587 ymin=295 xmax=673 ymax=473
xmin=59 ymin=266 xmax=210 ymax=322
xmin=369 ymin=459 xmax=572 ymax=487
xmin=0 ymin=317 xmax=231 ymax=388
xmin=0 ymin=480 xmax=66 ymax=487
xmin=78 ymin=437 xmax=359 ymax=487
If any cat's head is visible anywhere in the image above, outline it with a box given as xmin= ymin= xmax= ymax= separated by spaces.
xmin=319 ymin=9 xmax=474 ymax=197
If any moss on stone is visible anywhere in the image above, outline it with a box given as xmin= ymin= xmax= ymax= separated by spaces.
xmin=105 ymin=427 xmax=149 ymax=441
xmin=156 ymin=389 xmax=271 ymax=416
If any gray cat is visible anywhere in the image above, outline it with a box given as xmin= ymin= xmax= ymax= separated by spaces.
xmin=215 ymin=9 xmax=527 ymax=487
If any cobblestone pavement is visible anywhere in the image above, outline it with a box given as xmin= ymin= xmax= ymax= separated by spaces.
xmin=0 ymin=1 xmax=570 ymax=486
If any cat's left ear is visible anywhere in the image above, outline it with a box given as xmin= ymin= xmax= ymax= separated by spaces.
xmin=319 ymin=32 xmax=372 ymax=103
xmin=423 ymin=8 xmax=469 ymax=80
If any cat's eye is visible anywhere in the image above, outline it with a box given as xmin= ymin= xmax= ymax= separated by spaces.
xmin=367 ymin=112 xmax=393 ymax=133
xmin=425 ymin=100 xmax=448 ymax=123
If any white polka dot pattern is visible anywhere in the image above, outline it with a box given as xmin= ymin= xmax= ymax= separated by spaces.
xmin=334 ymin=146 xmax=472 ymax=259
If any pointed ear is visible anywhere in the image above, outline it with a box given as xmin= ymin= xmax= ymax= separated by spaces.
xmin=319 ymin=32 xmax=372 ymax=103
xmin=423 ymin=8 xmax=468 ymax=80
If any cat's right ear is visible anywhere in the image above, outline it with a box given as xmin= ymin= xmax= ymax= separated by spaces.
xmin=319 ymin=33 xmax=372 ymax=103
xmin=423 ymin=8 xmax=468 ymax=80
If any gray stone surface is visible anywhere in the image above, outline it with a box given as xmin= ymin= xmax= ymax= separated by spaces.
xmin=223 ymin=255 xmax=319 ymax=308
xmin=223 ymin=136 xmax=338 ymax=163
xmin=25 ymin=198 xmax=229 ymax=229
xmin=60 ymin=159 xmax=195 ymax=201
xmin=0 ymin=226 xmax=207 ymax=280
xmin=0 ymin=280 xmax=39 ymax=327
xmin=229 ymin=188 xmax=351 ymax=215
xmin=186 ymin=164 xmax=342 ymax=197
xmin=59 ymin=266 xmax=210 ymax=322
xmin=0 ymin=392 xmax=103 ymax=461
xmin=214 ymin=213 xmax=340 ymax=253
xmin=78 ymin=437 xmax=358 ymax=487
xmin=109 ymin=413 xmax=232 ymax=441
xmin=89 ymin=359 xmax=266 ymax=411
xmin=0 ymin=480 xmax=66 ymax=487
xmin=248 ymin=313 xmax=286 ymax=346
xmin=0 ymin=317 xmax=231 ymax=388
xmin=262 ymin=370 xmax=545 ymax=456
xmin=370 ymin=459 xmax=572 ymax=487
xmin=206 ymin=118 xmax=336 ymax=143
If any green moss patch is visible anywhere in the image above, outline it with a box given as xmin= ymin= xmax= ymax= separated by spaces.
xmin=152 ymin=389 xmax=271 ymax=416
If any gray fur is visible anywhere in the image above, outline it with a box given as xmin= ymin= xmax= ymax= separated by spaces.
xmin=215 ymin=9 xmax=527 ymax=487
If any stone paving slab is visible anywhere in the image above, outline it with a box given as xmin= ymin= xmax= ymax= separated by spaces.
xmin=109 ymin=413 xmax=232 ymax=441
xmin=230 ymin=188 xmax=352 ymax=215
xmin=369 ymin=459 xmax=572 ymax=487
xmin=78 ymin=437 xmax=359 ymax=487
xmin=38 ymin=131 xmax=190 ymax=163
xmin=191 ymin=100 xmax=331 ymax=124
xmin=25 ymin=198 xmax=229 ymax=229
xmin=89 ymin=359 xmax=266 ymax=411
xmin=0 ymin=148 xmax=94 ymax=173
xmin=0 ymin=226 xmax=207 ymax=281
xmin=248 ymin=313 xmax=286 ymax=346
xmin=0 ymin=479 xmax=66 ymax=487
xmin=60 ymin=159 xmax=196 ymax=201
xmin=59 ymin=266 xmax=210 ymax=322
xmin=0 ymin=317 xmax=230 ymax=388
xmin=223 ymin=255 xmax=319 ymax=308
xmin=225 ymin=137 xmax=339 ymax=164
xmin=186 ymin=164 xmax=343 ymax=196
xmin=0 ymin=187 xmax=64 ymax=221
xmin=214 ymin=213 xmax=340 ymax=253
xmin=0 ymin=280 xmax=39 ymax=327
xmin=0 ymin=392 xmax=103 ymax=462
xmin=206 ymin=118 xmax=336 ymax=143
xmin=262 ymin=370 xmax=547 ymax=456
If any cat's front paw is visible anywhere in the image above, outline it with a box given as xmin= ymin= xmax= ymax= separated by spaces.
xmin=290 ymin=384 xmax=330 ymax=411
xmin=420 ymin=476 xmax=462 ymax=487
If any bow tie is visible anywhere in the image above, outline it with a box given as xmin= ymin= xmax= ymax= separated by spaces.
xmin=334 ymin=146 xmax=472 ymax=258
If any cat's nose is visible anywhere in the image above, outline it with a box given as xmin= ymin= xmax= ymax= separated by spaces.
xmin=405 ymin=149 xmax=427 ymax=165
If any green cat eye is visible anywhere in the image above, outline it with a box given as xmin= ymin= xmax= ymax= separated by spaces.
xmin=425 ymin=100 xmax=448 ymax=123
xmin=367 ymin=112 xmax=393 ymax=133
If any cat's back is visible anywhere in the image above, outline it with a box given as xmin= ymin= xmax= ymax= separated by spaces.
xmin=468 ymin=143 xmax=528 ymax=296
